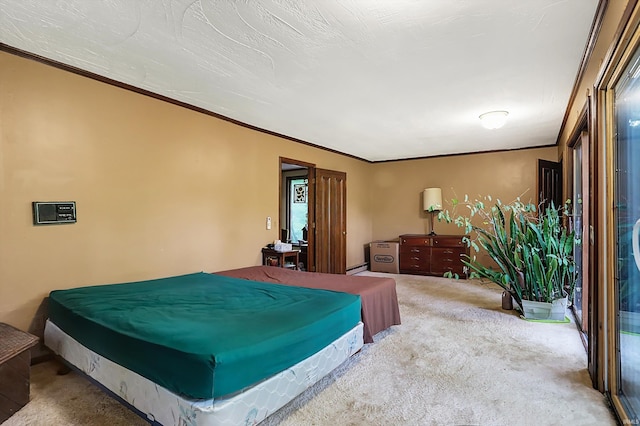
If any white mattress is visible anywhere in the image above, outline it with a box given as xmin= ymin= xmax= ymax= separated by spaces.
xmin=45 ymin=320 xmax=363 ymax=425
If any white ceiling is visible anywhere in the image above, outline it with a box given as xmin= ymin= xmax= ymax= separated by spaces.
xmin=0 ymin=0 xmax=599 ymax=162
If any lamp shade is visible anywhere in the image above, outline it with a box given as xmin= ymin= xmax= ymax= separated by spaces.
xmin=423 ymin=188 xmax=442 ymax=212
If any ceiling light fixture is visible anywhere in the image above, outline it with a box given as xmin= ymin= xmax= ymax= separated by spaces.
xmin=479 ymin=110 xmax=509 ymax=130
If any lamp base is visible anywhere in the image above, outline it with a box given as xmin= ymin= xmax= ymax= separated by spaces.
xmin=427 ymin=212 xmax=438 ymax=236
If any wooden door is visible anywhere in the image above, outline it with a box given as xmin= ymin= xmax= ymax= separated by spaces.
xmin=314 ymin=168 xmax=346 ymax=274
xmin=537 ymin=159 xmax=563 ymax=211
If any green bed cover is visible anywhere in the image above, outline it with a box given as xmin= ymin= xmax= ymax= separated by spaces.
xmin=48 ymin=272 xmax=361 ymax=400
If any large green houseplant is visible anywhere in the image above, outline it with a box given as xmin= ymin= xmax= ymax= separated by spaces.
xmin=438 ymin=195 xmax=578 ymax=318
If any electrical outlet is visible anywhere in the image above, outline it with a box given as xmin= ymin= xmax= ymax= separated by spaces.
xmin=266 ymin=216 xmax=272 ymax=230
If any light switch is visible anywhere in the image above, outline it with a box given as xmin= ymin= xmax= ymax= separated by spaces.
xmin=266 ymin=216 xmax=272 ymax=230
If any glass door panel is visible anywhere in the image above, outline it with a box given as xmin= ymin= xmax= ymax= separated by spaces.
xmin=573 ymin=141 xmax=584 ymax=326
xmin=614 ymin=48 xmax=640 ymax=417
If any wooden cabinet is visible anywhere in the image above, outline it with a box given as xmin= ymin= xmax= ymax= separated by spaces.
xmin=0 ymin=323 xmax=38 ymax=423
xmin=399 ymin=234 xmax=469 ymax=278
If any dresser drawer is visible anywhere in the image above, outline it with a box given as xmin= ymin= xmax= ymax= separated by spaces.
xmin=432 ymin=236 xmax=466 ymax=248
xmin=400 ymin=245 xmax=429 ymax=255
xmin=431 ymin=247 xmax=467 ymax=277
xmin=430 ymin=263 xmax=466 ymax=276
xmin=431 ymin=249 xmax=465 ymax=267
xmin=400 ymin=251 xmax=429 ymax=264
xmin=431 ymin=247 xmax=466 ymax=259
xmin=400 ymin=235 xmax=432 ymax=246
xmin=400 ymin=263 xmax=428 ymax=273
xmin=399 ymin=246 xmax=429 ymax=273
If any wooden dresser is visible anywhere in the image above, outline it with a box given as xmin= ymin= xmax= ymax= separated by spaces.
xmin=399 ymin=234 xmax=469 ymax=278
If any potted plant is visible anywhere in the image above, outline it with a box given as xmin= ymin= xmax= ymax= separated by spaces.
xmin=438 ymin=195 xmax=578 ymax=320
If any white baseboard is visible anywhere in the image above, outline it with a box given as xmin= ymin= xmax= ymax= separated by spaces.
xmin=346 ymin=263 xmax=368 ymax=275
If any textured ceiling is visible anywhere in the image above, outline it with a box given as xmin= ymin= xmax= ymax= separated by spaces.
xmin=0 ymin=0 xmax=600 ymax=161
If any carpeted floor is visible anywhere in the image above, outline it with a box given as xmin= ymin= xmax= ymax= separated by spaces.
xmin=4 ymin=273 xmax=617 ymax=425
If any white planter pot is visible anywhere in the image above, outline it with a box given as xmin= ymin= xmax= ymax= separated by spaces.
xmin=521 ymin=297 xmax=568 ymax=321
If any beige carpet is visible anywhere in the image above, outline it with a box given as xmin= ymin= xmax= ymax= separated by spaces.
xmin=4 ymin=273 xmax=616 ymax=425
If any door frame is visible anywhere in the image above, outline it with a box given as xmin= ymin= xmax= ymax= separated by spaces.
xmin=595 ymin=2 xmax=640 ymax=420
xmin=567 ymin=100 xmax=597 ymax=387
xmin=279 ymin=157 xmax=315 ymax=273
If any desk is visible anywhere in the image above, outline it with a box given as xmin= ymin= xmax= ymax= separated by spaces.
xmin=0 ymin=323 xmax=38 ymax=422
xmin=262 ymin=248 xmax=300 ymax=270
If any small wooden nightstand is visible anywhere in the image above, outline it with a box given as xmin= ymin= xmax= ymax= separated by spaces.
xmin=0 ymin=323 xmax=39 ymax=422
xmin=262 ymin=247 xmax=300 ymax=270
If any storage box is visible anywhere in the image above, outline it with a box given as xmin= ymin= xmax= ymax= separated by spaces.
xmin=369 ymin=241 xmax=399 ymax=273
xmin=274 ymin=243 xmax=292 ymax=252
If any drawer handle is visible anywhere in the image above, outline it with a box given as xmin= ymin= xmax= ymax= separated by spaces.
xmin=411 ymin=248 xmax=420 ymax=253
xmin=411 ymin=257 xmax=420 ymax=261
xmin=443 ymin=249 xmax=453 ymax=254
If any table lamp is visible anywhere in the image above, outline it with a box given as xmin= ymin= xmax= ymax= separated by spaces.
xmin=423 ymin=188 xmax=442 ymax=236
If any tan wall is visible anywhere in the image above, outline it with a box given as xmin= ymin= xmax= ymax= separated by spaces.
xmin=551 ymin=3 xmax=634 ymax=401
xmin=370 ymin=147 xmax=559 ymax=240
xmin=0 ymin=50 xmax=562 ymax=332
xmin=0 ymin=51 xmax=373 ymax=330
xmin=557 ymin=2 xmax=628 ymax=151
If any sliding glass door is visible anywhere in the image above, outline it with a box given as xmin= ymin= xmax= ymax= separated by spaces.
xmin=573 ymin=138 xmax=584 ymax=327
xmin=614 ymin=46 xmax=640 ymax=418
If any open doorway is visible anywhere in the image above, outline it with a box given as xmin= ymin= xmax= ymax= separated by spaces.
xmin=280 ymin=157 xmax=315 ymax=272
xmin=279 ymin=158 xmax=347 ymax=274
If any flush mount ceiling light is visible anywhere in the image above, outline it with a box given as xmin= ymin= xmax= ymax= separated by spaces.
xmin=479 ymin=110 xmax=509 ymax=130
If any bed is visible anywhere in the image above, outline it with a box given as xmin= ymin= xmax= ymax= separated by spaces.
xmin=215 ymin=265 xmax=401 ymax=343
xmin=44 ymin=272 xmax=363 ymax=425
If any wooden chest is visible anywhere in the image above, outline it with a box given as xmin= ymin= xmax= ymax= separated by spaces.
xmin=399 ymin=234 xmax=469 ymax=277
xmin=0 ymin=323 xmax=39 ymax=423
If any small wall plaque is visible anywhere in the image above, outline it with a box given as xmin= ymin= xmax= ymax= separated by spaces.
xmin=32 ymin=201 xmax=76 ymax=225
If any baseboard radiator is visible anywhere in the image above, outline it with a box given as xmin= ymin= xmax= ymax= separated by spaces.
xmin=346 ymin=263 xmax=368 ymax=275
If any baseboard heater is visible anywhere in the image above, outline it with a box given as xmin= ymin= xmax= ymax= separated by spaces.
xmin=346 ymin=263 xmax=368 ymax=275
